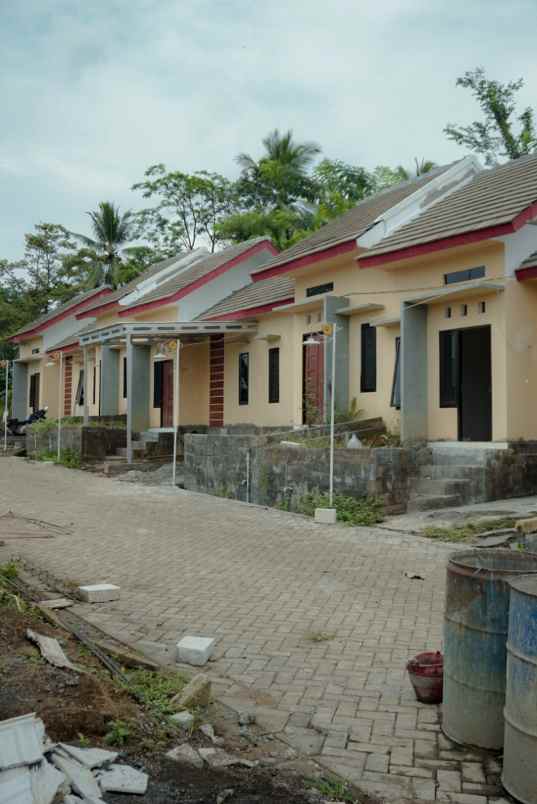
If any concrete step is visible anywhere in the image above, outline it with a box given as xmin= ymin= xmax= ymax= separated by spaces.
xmin=407 ymin=493 xmax=463 ymax=512
xmin=420 ymin=464 xmax=485 ymax=480
xmin=115 ymin=443 xmax=146 ymax=458
xmin=429 ymin=448 xmax=497 ymax=466
xmin=414 ymin=478 xmax=469 ymax=496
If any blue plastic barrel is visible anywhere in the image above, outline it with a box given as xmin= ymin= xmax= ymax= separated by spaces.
xmin=503 ymin=575 xmax=537 ymax=804
xmin=443 ymin=549 xmax=537 ymax=749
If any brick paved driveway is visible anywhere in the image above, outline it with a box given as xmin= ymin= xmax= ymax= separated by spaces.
xmin=0 ymin=459 xmax=501 ymax=802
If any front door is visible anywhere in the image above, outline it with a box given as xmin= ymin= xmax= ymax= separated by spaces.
xmin=459 ymin=326 xmax=492 ymax=441
xmin=161 ymin=360 xmax=174 ymax=427
xmin=303 ymin=334 xmax=324 ymax=424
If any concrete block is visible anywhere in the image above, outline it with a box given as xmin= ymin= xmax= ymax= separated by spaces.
xmin=78 ymin=584 xmax=121 ymax=603
xmin=98 ymin=763 xmax=149 ymax=794
xmin=176 ymin=635 xmax=215 ymax=666
xmin=314 ymin=507 xmax=337 ymax=524
xmin=170 ymin=711 xmax=194 ymax=730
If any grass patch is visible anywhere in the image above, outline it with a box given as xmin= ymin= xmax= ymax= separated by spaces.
xmin=104 ymin=719 xmax=131 ymax=747
xmin=422 ymin=516 xmax=518 ymax=543
xmin=305 ymin=631 xmax=336 ymax=643
xmin=306 ymin=776 xmax=355 ymax=802
xmin=298 ymin=492 xmax=384 ymax=526
xmin=36 ymin=448 xmax=81 ymax=469
xmin=122 ymin=668 xmax=190 ymax=718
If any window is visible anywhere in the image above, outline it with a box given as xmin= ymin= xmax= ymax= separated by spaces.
xmin=479 ymin=301 xmax=486 ymax=314
xmin=439 ymin=330 xmax=459 ymax=407
xmin=92 ymin=365 xmax=96 ymax=405
xmin=306 ymin=281 xmax=334 ymax=298
xmin=268 ymin=348 xmax=280 ymax=404
xmin=444 ymin=266 xmax=485 ymax=285
xmin=445 ymin=307 xmax=452 ymax=319
xmin=31 ymin=347 xmax=40 ymax=355
xmin=29 ymin=373 xmax=40 ymax=411
xmin=75 ymin=370 xmax=84 ymax=406
xmin=239 ymin=352 xmax=249 ymax=405
xmin=122 ymin=357 xmax=127 ymax=399
xmin=360 ymin=323 xmax=377 ymax=392
xmin=153 ymin=361 xmax=163 ymax=407
xmin=461 ymin=304 xmax=468 ymax=317
xmin=390 ymin=337 xmax=401 ymax=409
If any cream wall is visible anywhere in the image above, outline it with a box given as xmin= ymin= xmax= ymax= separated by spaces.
xmin=504 ymin=278 xmax=537 ymax=440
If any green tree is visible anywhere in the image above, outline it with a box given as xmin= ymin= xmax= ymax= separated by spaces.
xmin=445 ymin=67 xmax=537 ymax=165
xmin=217 ymin=207 xmax=313 ymax=250
xmin=16 ymin=223 xmax=77 ymax=312
xmin=71 ymin=201 xmax=133 ymax=286
xmin=311 ymin=158 xmax=374 ymax=220
xmin=132 ymin=167 xmax=236 ymax=254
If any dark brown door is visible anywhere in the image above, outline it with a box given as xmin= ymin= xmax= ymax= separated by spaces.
xmin=303 ymin=335 xmax=324 ymax=424
xmin=161 ymin=360 xmax=174 ymax=427
xmin=459 ymin=326 xmax=492 ymax=441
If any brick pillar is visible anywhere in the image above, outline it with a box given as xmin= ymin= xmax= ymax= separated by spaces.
xmin=63 ymin=356 xmax=73 ymax=416
xmin=209 ymin=334 xmax=224 ymax=427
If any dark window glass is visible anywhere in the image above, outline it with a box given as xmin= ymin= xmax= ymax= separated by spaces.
xmin=153 ymin=361 xmax=163 ymax=407
xmin=306 ymin=282 xmax=334 ymax=298
xmin=268 ymin=348 xmax=280 ymax=404
xmin=439 ymin=330 xmax=459 ymax=407
xmin=239 ymin=352 xmax=249 ymax=405
xmin=390 ymin=337 xmax=401 ymax=409
xmin=92 ymin=365 xmax=96 ymax=405
xmin=123 ymin=357 xmax=127 ymax=399
xmin=75 ymin=370 xmax=84 ymax=406
xmin=444 ymin=266 xmax=485 ymax=285
xmin=29 ymin=373 xmax=40 ymax=411
xmin=360 ymin=323 xmax=377 ymax=392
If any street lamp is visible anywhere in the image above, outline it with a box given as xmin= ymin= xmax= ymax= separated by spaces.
xmin=304 ymin=323 xmax=339 ymax=524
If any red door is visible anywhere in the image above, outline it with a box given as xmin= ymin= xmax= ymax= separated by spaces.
xmin=303 ymin=335 xmax=324 ymax=424
xmin=161 ymin=360 xmax=174 ymax=427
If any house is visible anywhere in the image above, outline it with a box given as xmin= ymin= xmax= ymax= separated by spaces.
xmin=11 ymin=152 xmax=537 ymax=460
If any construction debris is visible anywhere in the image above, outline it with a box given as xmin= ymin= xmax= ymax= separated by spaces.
xmin=0 ymin=712 xmax=149 ymax=803
xmin=176 ymin=634 xmax=216 ymax=666
xmin=166 ymin=743 xmax=204 ymax=768
xmin=37 ymin=598 xmax=74 ymax=610
xmin=26 ymin=629 xmax=78 ymax=672
xmin=200 ymin=722 xmax=225 ymax=745
xmin=78 ymin=583 xmax=120 ymax=603
xmin=172 ymin=673 xmax=212 ymax=709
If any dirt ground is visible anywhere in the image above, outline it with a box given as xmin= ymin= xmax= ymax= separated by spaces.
xmin=0 ymin=595 xmax=362 ymax=804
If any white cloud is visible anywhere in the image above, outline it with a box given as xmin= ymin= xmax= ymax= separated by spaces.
xmin=0 ymin=0 xmax=535 ymax=257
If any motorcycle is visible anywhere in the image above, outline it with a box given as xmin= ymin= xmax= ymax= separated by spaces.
xmin=7 ymin=406 xmax=48 ymax=436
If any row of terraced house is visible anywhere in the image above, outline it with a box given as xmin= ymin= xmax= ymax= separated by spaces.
xmin=10 ymin=154 xmax=537 ymax=464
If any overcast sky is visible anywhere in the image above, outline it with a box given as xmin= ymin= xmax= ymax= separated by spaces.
xmin=1 ymin=0 xmax=535 ymax=259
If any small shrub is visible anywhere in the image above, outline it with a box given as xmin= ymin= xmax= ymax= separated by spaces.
xmin=423 ymin=516 xmax=517 ymax=543
xmin=306 ymin=776 xmax=355 ymax=802
xmin=0 ymin=561 xmax=18 ymax=580
xmin=36 ymin=448 xmax=81 ymax=469
xmin=122 ymin=669 xmax=189 ymax=718
xmin=334 ymin=396 xmax=362 ymax=424
xmin=298 ymin=491 xmax=384 ymax=526
xmin=104 ymin=719 xmax=131 ymax=746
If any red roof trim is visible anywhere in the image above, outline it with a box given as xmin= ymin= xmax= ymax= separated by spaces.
xmin=359 ymin=201 xmax=537 ymax=268
xmin=252 ymin=239 xmax=357 ymax=282
xmin=117 ymin=240 xmax=279 ymax=318
xmin=204 ymin=297 xmax=294 ymax=321
xmin=46 ymin=341 xmax=80 ymax=355
xmin=77 ymin=298 xmax=120 ymax=320
xmin=516 ymin=265 xmax=537 ymax=281
xmin=10 ymin=288 xmax=113 ymax=342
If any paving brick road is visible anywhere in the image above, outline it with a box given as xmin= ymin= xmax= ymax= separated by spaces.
xmin=0 ymin=458 xmax=505 ymax=802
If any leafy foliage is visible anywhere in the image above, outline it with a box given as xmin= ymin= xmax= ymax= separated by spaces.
xmin=122 ymin=668 xmax=189 ymax=718
xmin=71 ymin=201 xmax=133 ymax=287
xmin=298 ymin=491 xmax=384 ymax=526
xmin=445 ymin=67 xmax=537 ymax=165
xmin=104 ymin=719 xmax=131 ymax=746
xmin=423 ymin=516 xmax=517 ymax=542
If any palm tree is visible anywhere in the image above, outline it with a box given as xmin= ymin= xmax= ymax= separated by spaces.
xmin=72 ymin=202 xmax=132 ymax=286
xmin=236 ymin=129 xmax=321 ymax=207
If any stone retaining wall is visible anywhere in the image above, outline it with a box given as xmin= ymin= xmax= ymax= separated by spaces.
xmin=26 ymin=426 xmax=126 ymax=462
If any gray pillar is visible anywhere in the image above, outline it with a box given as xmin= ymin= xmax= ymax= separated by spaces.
xmin=100 ymin=344 xmax=119 ymax=416
xmin=12 ymin=362 xmax=28 ymax=419
xmin=324 ymin=296 xmax=350 ymax=419
xmin=83 ymin=347 xmax=90 ymax=425
xmin=126 ymin=336 xmax=150 ymax=463
xmin=401 ymin=301 xmax=428 ymax=443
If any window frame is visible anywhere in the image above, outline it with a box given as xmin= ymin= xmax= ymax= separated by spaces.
xmin=122 ymin=357 xmax=127 ymax=399
xmin=238 ymin=352 xmax=249 ymax=406
xmin=444 ymin=266 xmax=485 ymax=285
xmin=306 ymin=281 xmax=334 ymax=298
xmin=268 ymin=347 xmax=280 ymax=404
xmin=390 ymin=337 xmax=401 ymax=409
xmin=360 ymin=323 xmax=377 ymax=393
xmin=439 ymin=329 xmax=459 ymax=408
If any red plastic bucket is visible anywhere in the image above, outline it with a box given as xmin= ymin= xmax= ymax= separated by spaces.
xmin=407 ymin=651 xmax=443 ymax=704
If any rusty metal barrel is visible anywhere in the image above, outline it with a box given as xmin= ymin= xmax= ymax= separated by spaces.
xmin=502 ymin=575 xmax=537 ymax=804
xmin=443 ymin=549 xmax=537 ymax=749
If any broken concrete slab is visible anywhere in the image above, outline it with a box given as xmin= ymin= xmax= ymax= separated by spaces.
xmin=58 ymin=743 xmax=118 ymax=769
xmin=172 ymin=673 xmax=211 ymax=709
xmin=97 ymin=763 xmax=148 ymax=794
xmin=198 ymin=747 xmax=250 ymax=769
xmin=30 ymin=758 xmax=67 ymax=804
xmin=282 ymin=726 xmax=325 ymax=755
xmin=170 ymin=710 xmax=194 ymax=730
xmin=0 ymin=766 xmax=33 ymax=803
xmin=200 ymin=723 xmax=224 ymax=745
xmin=26 ymin=629 xmax=77 ymax=672
xmin=51 ymin=753 xmax=101 ymax=799
xmin=166 ymin=744 xmax=204 ymax=768
xmin=78 ymin=583 xmax=120 ymax=603
xmin=176 ymin=635 xmax=215 ymax=666
xmin=476 ymin=531 xmax=519 ymax=548
xmin=0 ymin=712 xmax=44 ymax=769
xmin=37 ymin=598 xmax=73 ymax=610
